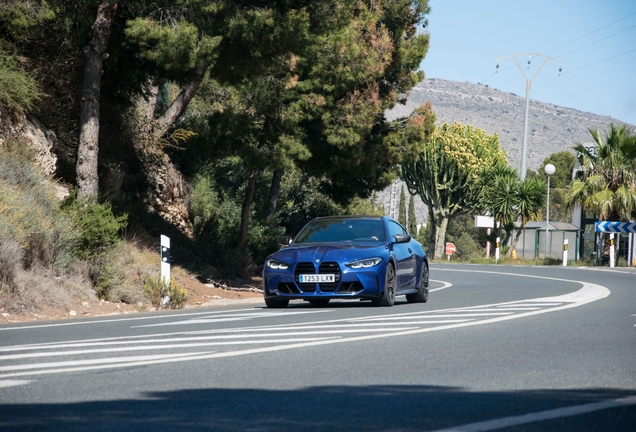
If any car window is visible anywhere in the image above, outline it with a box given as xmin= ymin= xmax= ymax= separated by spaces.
xmin=296 ymin=219 xmax=385 ymax=243
xmin=388 ymin=221 xmax=407 ymax=241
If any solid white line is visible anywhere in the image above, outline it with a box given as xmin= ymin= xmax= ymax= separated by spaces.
xmin=0 ymin=308 xmax=329 ymax=331
xmin=430 ymin=280 xmax=453 ymax=292
xmin=427 ymin=395 xmax=636 ymax=431
xmin=356 ymin=313 xmax=513 ymax=321
xmin=0 ymin=337 xmax=338 ymax=360
xmin=0 ymin=353 xmax=209 ymax=372
xmin=0 ymin=328 xmax=417 ymax=354
xmin=0 ymin=380 xmax=31 ymax=388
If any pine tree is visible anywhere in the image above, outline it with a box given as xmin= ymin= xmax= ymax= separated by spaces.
xmin=398 ymin=185 xmax=407 ymax=226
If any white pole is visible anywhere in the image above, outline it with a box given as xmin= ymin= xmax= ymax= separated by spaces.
xmin=497 ymin=53 xmax=562 ymax=181
xmin=160 ymin=235 xmax=171 ymax=306
xmin=563 ymin=239 xmax=568 ymax=266
xmin=545 ymin=174 xmax=551 ymax=258
xmin=495 ymin=237 xmax=500 ymax=262
xmin=609 ymin=233 xmax=615 ymax=268
xmin=521 ymin=79 xmax=531 ymax=180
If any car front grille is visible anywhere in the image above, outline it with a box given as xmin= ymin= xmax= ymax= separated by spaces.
xmin=293 ymin=261 xmax=341 ymax=292
xmin=318 ymin=261 xmax=340 ymax=292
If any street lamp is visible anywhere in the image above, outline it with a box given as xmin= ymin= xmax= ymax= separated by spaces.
xmin=544 ymin=163 xmax=555 ymax=258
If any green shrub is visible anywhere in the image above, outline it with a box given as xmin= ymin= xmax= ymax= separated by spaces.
xmin=61 ymin=193 xmax=128 ymax=260
xmin=143 ymin=274 xmax=187 ymax=309
xmin=0 ymin=41 xmax=42 ymax=112
xmin=0 ymin=149 xmax=80 ymax=270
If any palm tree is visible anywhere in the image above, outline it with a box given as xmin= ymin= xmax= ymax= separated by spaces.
xmin=509 ymin=176 xmax=546 ymax=255
xmin=567 ymin=124 xmax=636 ymax=221
xmin=482 ymin=164 xmax=546 ymax=257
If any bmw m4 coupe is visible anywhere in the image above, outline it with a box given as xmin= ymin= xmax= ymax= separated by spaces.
xmin=263 ymin=216 xmax=429 ymax=308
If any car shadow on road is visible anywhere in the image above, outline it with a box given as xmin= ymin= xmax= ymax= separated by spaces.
xmin=1 ymin=385 xmax=634 ymax=431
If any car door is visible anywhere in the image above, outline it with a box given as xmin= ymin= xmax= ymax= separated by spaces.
xmin=388 ymin=221 xmax=416 ymax=290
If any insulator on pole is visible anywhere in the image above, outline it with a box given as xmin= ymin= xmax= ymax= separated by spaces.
xmin=527 ymin=55 xmax=531 ymax=69
xmin=496 ymin=62 xmax=499 ymax=72
xmin=558 ymin=66 xmax=562 ymax=76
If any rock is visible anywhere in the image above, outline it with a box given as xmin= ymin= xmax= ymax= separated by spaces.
xmin=1 ymin=313 xmax=10 ymax=318
xmin=69 ymin=310 xmax=77 ymax=316
xmin=0 ymin=113 xmax=58 ymax=176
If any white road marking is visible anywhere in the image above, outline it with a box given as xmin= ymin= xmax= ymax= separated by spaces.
xmin=0 ymin=278 xmax=609 ymax=379
xmin=0 ymin=337 xmax=338 ymax=361
xmin=0 ymin=271 xmax=610 ymax=379
xmin=0 ymin=308 xmax=327 ymax=331
xmin=428 ymin=395 xmax=636 ymax=432
xmin=430 ymin=279 xmax=452 ymax=292
xmin=0 ymin=380 xmax=31 ymax=388
xmin=0 ymin=353 xmax=208 ymax=372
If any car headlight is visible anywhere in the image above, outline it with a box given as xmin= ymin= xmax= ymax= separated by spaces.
xmin=266 ymin=259 xmax=289 ymax=270
xmin=345 ymin=257 xmax=382 ymax=269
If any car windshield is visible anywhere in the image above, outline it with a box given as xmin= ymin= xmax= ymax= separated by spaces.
xmin=295 ymin=219 xmax=386 ymax=243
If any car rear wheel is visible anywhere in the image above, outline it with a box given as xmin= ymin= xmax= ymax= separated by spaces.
xmin=406 ymin=262 xmax=429 ymax=303
xmin=372 ymin=263 xmax=395 ymax=307
xmin=308 ymin=299 xmax=330 ymax=306
xmin=265 ymin=297 xmax=289 ymax=308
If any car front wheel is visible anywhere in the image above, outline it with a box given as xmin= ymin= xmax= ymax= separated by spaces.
xmin=265 ymin=297 xmax=289 ymax=308
xmin=372 ymin=263 xmax=395 ymax=307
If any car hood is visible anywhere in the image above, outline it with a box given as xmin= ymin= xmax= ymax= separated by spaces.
xmin=272 ymin=243 xmax=386 ymax=264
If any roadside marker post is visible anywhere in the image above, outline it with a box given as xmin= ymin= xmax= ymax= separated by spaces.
xmin=161 ymin=235 xmax=171 ymax=306
xmin=562 ymin=239 xmax=568 ymax=266
xmin=609 ymin=233 xmax=615 ymax=268
xmin=495 ymin=237 xmax=500 ymax=262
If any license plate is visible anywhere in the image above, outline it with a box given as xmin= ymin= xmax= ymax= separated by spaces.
xmin=299 ymin=274 xmax=335 ymax=283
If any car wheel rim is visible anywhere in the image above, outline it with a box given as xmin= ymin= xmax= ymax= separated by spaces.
xmin=387 ymin=265 xmax=395 ymax=302
xmin=422 ymin=265 xmax=429 ymax=300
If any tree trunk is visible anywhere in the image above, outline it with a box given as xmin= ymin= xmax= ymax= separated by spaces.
xmin=76 ymin=1 xmax=118 ymax=202
xmin=434 ymin=214 xmax=449 ymax=260
xmin=266 ymin=169 xmax=284 ymax=219
xmin=129 ymin=86 xmax=193 ymax=236
xmin=507 ymin=222 xmax=525 ymax=257
xmin=237 ymin=168 xmax=259 ymax=249
xmin=128 ymin=64 xmax=209 ymax=237
xmin=426 ymin=206 xmax=436 ymax=257
xmin=155 ymin=64 xmax=209 ymax=138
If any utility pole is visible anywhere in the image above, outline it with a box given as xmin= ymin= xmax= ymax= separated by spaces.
xmin=496 ymin=53 xmax=562 ymax=180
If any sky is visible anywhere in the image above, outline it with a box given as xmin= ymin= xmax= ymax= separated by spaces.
xmin=419 ymin=0 xmax=636 ymax=126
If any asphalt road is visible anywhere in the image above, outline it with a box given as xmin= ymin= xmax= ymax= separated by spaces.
xmin=0 ymin=264 xmax=634 ymax=431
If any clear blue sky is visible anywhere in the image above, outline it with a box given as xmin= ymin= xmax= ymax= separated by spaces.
xmin=420 ymin=0 xmax=636 ymax=126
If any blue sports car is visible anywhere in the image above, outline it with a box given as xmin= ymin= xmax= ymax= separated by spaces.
xmin=263 ymin=215 xmax=429 ymax=308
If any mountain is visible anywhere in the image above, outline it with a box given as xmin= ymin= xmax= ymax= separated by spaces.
xmin=379 ymin=78 xmax=633 ymax=225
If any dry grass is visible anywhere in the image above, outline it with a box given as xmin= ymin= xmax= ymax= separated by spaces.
xmin=0 ymin=240 xmax=263 ymax=323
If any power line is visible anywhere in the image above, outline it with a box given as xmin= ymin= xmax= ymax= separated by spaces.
xmin=555 ymin=23 xmax=636 ymax=58
xmin=531 ymin=47 xmax=636 ymax=95
xmin=545 ymin=11 xmax=636 ymax=54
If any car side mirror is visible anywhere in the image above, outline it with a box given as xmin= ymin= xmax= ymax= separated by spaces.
xmin=393 ymin=234 xmax=411 ymax=244
xmin=278 ymin=236 xmax=292 ymax=245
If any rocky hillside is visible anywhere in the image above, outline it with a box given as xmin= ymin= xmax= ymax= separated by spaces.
xmin=379 ymin=78 xmax=634 ymax=226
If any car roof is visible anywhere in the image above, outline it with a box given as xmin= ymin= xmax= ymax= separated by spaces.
xmin=310 ymin=215 xmax=385 ymax=222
